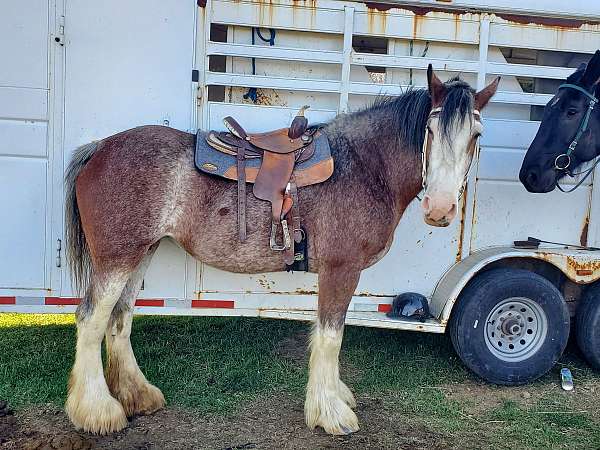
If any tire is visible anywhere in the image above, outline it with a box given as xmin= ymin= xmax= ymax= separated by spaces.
xmin=449 ymin=268 xmax=570 ymax=385
xmin=575 ymin=283 xmax=600 ymax=369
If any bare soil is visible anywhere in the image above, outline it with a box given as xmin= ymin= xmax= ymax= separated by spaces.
xmin=0 ymin=394 xmax=453 ymax=450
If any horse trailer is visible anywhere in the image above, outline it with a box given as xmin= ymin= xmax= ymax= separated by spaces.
xmin=2 ymin=0 xmax=600 ymax=383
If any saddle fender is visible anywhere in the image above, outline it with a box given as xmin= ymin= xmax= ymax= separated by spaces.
xmin=430 ymin=246 xmax=600 ymax=325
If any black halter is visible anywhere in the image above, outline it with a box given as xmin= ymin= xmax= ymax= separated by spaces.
xmin=554 ymin=83 xmax=599 ymax=193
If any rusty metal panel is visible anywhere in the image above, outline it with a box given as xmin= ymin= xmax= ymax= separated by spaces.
xmin=211 ymin=0 xmax=345 ymax=34
xmin=489 ymin=20 xmax=600 ymax=52
xmin=354 ymin=8 xmax=480 ymax=43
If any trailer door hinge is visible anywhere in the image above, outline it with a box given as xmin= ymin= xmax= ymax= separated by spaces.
xmin=56 ymin=238 xmax=62 ymax=268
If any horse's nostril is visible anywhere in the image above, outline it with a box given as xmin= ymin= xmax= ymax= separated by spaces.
xmin=526 ymin=171 xmax=538 ymax=185
xmin=421 ymin=195 xmax=432 ymax=214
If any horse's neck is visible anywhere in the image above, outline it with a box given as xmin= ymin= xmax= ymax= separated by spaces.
xmin=326 ymin=116 xmax=423 ymax=216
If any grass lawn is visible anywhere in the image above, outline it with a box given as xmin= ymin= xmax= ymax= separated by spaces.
xmin=1 ymin=313 xmax=600 ymax=449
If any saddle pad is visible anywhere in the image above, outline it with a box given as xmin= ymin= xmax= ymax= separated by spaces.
xmin=194 ymin=130 xmax=334 ymax=188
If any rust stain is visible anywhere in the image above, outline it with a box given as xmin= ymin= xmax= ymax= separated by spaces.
xmin=355 ymin=292 xmax=393 ymax=298
xmin=399 ymin=4 xmax=471 ymax=16
xmin=496 ymin=13 xmax=600 ymax=29
xmin=455 ymin=187 xmax=468 ymax=262
xmin=365 ymin=6 xmax=388 ymax=35
xmin=367 ymin=7 xmax=375 ymax=33
xmin=412 ymin=14 xmax=422 ymax=39
xmin=364 ymin=2 xmax=394 ymax=12
xmin=364 ymin=2 xmax=599 ymax=29
xmin=566 ymin=256 xmax=600 ymax=274
xmin=580 ymin=215 xmax=590 ymax=247
xmin=257 ymin=0 xmax=275 ymax=27
xmin=290 ymin=0 xmax=317 ymax=28
xmin=453 ymin=14 xmax=461 ymax=39
xmin=537 ymin=251 xmax=600 ymax=283
xmin=294 ymin=289 xmax=318 ymax=295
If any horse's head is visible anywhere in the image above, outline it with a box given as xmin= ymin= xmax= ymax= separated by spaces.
xmin=520 ymin=50 xmax=600 ymax=193
xmin=421 ymin=66 xmax=499 ymax=227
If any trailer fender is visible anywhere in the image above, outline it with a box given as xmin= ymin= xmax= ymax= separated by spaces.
xmin=430 ymin=246 xmax=600 ymax=325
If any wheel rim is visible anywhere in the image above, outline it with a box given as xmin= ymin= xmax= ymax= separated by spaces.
xmin=484 ymin=297 xmax=548 ymax=362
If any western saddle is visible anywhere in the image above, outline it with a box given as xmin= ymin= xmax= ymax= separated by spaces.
xmin=195 ymin=106 xmax=334 ymax=269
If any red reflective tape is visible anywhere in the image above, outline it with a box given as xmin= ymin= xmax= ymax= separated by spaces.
xmin=135 ymin=299 xmax=164 ymax=307
xmin=0 ymin=297 xmax=16 ymax=305
xmin=192 ymin=300 xmax=234 ymax=309
xmin=378 ymin=304 xmax=392 ymax=313
xmin=45 ymin=297 xmax=80 ymax=305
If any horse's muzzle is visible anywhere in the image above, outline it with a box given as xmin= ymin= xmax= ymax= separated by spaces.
xmin=421 ymin=194 xmax=457 ymax=227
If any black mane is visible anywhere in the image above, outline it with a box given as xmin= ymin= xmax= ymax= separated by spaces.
xmin=365 ymin=77 xmax=475 ymax=153
xmin=438 ymin=78 xmax=475 ymax=142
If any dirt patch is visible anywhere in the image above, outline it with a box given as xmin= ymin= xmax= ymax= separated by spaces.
xmin=441 ymin=374 xmax=600 ymax=417
xmin=1 ymin=394 xmax=453 ymax=450
xmin=441 ymin=379 xmax=554 ymax=414
xmin=0 ymin=404 xmax=17 ymax=448
xmin=272 ymin=331 xmax=309 ymax=364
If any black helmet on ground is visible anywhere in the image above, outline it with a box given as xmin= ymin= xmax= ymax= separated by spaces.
xmin=386 ymin=292 xmax=432 ymax=322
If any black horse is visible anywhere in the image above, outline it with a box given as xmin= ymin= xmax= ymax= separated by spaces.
xmin=520 ymin=50 xmax=600 ymax=193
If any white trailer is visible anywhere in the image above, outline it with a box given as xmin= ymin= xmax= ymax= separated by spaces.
xmin=2 ymin=0 xmax=600 ymax=383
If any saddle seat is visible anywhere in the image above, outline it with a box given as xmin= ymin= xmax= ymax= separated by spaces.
xmin=195 ymin=111 xmax=334 ymax=269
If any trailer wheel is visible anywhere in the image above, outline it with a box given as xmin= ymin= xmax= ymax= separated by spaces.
xmin=575 ymin=283 xmax=600 ymax=369
xmin=449 ymin=268 xmax=570 ymax=385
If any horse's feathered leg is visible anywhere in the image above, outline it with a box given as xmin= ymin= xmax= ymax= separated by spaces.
xmin=305 ymin=266 xmax=360 ymax=435
xmin=66 ymin=270 xmax=131 ymax=434
xmin=105 ymin=243 xmax=164 ymax=418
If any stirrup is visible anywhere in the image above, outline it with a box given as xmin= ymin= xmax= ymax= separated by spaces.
xmin=270 ymin=219 xmax=292 ymax=251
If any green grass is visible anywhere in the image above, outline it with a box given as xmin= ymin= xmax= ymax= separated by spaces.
xmin=2 ymin=313 xmax=600 ymax=449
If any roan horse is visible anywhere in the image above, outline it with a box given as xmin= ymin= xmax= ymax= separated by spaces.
xmin=520 ymin=50 xmax=600 ymax=193
xmin=64 ymin=66 xmax=499 ymax=435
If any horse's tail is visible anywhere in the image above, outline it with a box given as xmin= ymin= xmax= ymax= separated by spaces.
xmin=65 ymin=141 xmax=98 ymax=295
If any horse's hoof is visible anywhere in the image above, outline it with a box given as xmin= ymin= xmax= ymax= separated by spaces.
xmin=321 ymin=406 xmax=359 ymax=436
xmin=66 ymin=392 xmax=127 ymax=435
xmin=305 ymin=395 xmax=360 ymax=435
xmin=130 ymin=382 xmax=165 ymax=416
xmin=110 ymin=378 xmax=165 ymax=417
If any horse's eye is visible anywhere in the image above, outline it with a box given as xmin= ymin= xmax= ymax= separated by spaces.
xmin=567 ymin=108 xmax=578 ymax=117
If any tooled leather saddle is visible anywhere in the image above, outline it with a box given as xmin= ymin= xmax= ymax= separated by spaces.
xmin=194 ymin=106 xmax=334 ymax=269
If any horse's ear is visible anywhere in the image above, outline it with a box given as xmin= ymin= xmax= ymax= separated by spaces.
xmin=474 ymin=76 xmax=501 ymax=111
xmin=427 ymin=64 xmax=447 ymax=107
xmin=581 ymin=50 xmax=600 ymax=88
